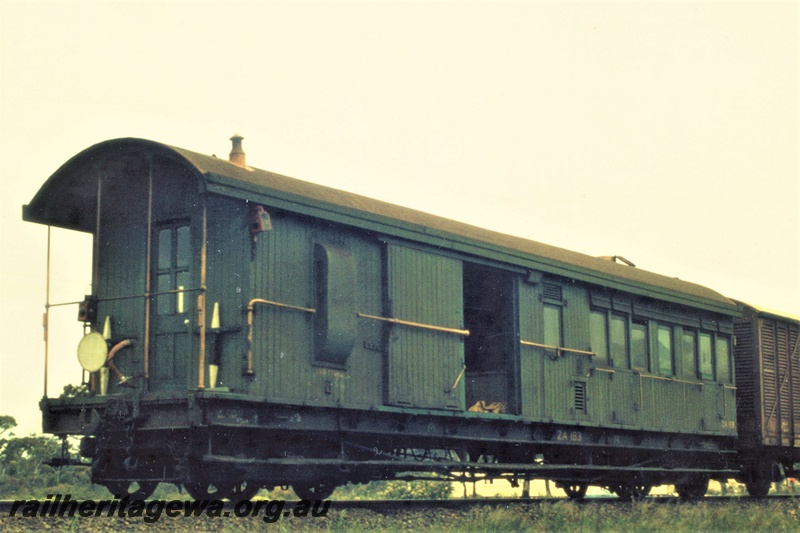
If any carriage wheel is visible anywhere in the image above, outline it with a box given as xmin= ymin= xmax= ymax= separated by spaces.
xmin=293 ymin=480 xmax=337 ymax=500
xmin=224 ymin=480 xmax=262 ymax=501
xmin=562 ymin=483 xmax=589 ymax=500
xmin=104 ymin=480 xmax=158 ymax=500
xmin=744 ymin=477 xmax=771 ymax=498
xmin=183 ymin=481 xmax=227 ymax=500
xmin=744 ymin=459 xmax=779 ymax=498
xmin=613 ymin=483 xmax=651 ymax=501
xmin=675 ymin=477 xmax=708 ymax=501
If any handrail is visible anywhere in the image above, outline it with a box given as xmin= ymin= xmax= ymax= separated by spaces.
xmin=633 ymin=371 xmax=705 ymax=387
xmin=245 ymin=298 xmax=317 ymax=375
xmin=47 ymin=287 xmax=205 ymax=309
xmin=446 ymin=364 xmax=467 ymax=394
xmin=357 ymin=313 xmax=470 ymax=337
xmin=519 ymin=340 xmax=596 ymax=357
xmin=197 ymin=203 xmax=208 ymax=389
xmin=249 ymin=298 xmax=317 ymax=315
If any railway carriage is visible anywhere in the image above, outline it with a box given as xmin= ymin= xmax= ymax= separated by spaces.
xmin=733 ymin=303 xmax=800 ymax=496
xmin=22 ymin=136 xmax=787 ymax=500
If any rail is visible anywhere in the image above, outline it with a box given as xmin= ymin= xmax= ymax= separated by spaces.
xmin=245 ymin=298 xmax=317 ymax=375
xmin=46 ymin=288 xmax=204 ymax=310
xmin=41 ymin=286 xmax=205 ymax=395
xmin=357 ymin=313 xmax=470 ymax=337
xmin=446 ymin=364 xmax=467 ymax=394
xmin=519 ymin=340 xmax=596 ymax=357
xmin=634 ymin=372 xmax=706 ymax=387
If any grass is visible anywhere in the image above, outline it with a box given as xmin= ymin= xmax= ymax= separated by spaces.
xmin=465 ymin=499 xmax=800 ymax=532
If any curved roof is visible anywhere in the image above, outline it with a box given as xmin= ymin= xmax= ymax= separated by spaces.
xmin=735 ymin=301 xmax=800 ymax=323
xmin=23 ymin=138 xmax=740 ymax=315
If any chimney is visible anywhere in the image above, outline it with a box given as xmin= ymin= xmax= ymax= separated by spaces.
xmin=229 ymin=134 xmax=246 ymax=168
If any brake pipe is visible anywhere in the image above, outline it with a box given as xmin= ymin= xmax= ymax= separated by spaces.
xmin=107 ymin=339 xmax=134 ymax=384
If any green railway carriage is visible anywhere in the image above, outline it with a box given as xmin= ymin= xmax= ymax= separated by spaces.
xmin=25 ymin=137 xmax=744 ymax=500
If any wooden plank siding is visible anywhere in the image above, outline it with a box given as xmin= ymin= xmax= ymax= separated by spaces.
xmin=385 ymin=243 xmax=465 ymax=410
xmin=205 ymin=196 xmax=249 ymax=391
xmin=96 ymin=156 xmax=149 ymax=394
xmin=244 ymin=211 xmax=386 ymax=408
xmin=249 ymin=212 xmax=315 ymax=402
xmin=516 ymin=273 xmax=735 ymax=436
xmin=758 ymin=316 xmax=800 ymax=446
xmin=734 ymin=306 xmax=800 ymax=449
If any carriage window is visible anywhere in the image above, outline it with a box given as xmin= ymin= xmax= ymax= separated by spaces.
xmin=176 ymin=226 xmax=190 ymax=268
xmin=155 ymin=223 xmax=190 ymax=315
xmin=610 ymin=314 xmax=627 ymax=368
xmin=543 ymin=304 xmax=562 ymax=347
xmin=631 ymin=320 xmax=649 ymax=370
xmin=699 ymin=332 xmax=714 ymax=380
xmin=716 ymin=336 xmax=731 ymax=383
xmin=158 ymin=229 xmax=171 ymax=270
xmin=682 ymin=330 xmax=697 ymax=379
xmin=657 ymin=325 xmax=673 ymax=376
xmin=589 ymin=310 xmax=608 ymax=363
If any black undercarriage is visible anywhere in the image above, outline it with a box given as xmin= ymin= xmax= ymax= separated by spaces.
xmin=43 ymin=390 xmax=741 ymax=500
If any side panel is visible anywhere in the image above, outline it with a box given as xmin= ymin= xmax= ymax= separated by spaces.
xmin=250 ymin=213 xmax=315 ymax=401
xmin=734 ymin=317 xmax=760 ymax=447
xmin=520 ymin=279 xmax=592 ymax=423
xmin=561 ymin=281 xmax=592 ymax=422
xmin=205 ymin=197 xmax=249 ymax=390
xmin=96 ymin=155 xmax=148 ymax=393
xmin=310 ymin=225 xmax=385 ymax=408
xmin=518 ymin=275 xmax=735 ymax=437
xmin=247 ymin=212 xmax=385 ymax=407
xmin=518 ymin=281 xmax=541 ymax=419
xmin=148 ymin=157 xmax=199 ymax=391
xmin=340 ymin=234 xmax=385 ymax=408
xmin=758 ymin=316 xmax=800 ymax=447
xmin=385 ymin=244 xmax=464 ymax=410
xmin=761 ymin=319 xmax=778 ymax=440
xmin=792 ymin=322 xmax=800 ymax=447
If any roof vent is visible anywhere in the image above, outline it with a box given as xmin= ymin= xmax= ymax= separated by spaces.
xmin=598 ymin=255 xmax=636 ymax=267
xmin=229 ymin=133 xmax=246 ymax=168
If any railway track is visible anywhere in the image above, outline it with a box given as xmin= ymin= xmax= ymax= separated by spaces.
xmin=2 ymin=494 xmax=796 ymax=515
xmin=3 ymin=495 xmax=796 ymax=533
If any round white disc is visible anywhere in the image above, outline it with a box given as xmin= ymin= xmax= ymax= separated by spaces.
xmin=77 ymin=331 xmax=108 ymax=372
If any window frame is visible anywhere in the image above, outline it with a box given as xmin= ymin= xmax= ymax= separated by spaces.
xmin=698 ymin=332 xmax=714 ymax=380
xmin=154 ymin=222 xmax=191 ymax=316
xmin=609 ymin=313 xmax=628 ymax=368
xmin=657 ymin=324 xmax=674 ymax=376
xmin=630 ymin=319 xmax=650 ymax=371
xmin=589 ymin=309 xmax=609 ymax=364
xmin=715 ymin=335 xmax=732 ymax=384
xmin=681 ymin=329 xmax=698 ymax=379
xmin=543 ymin=303 xmax=563 ymax=348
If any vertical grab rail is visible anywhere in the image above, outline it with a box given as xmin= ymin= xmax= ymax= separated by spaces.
xmin=143 ymin=157 xmax=153 ymax=389
xmin=197 ymin=202 xmax=208 ymax=389
xmin=43 ymin=225 xmax=51 ymax=398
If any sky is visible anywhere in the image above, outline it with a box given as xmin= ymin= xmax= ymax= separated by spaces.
xmin=0 ymin=1 xmax=797 ymax=436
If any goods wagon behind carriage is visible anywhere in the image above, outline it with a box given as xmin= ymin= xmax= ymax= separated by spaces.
xmin=734 ymin=303 xmax=800 ymax=496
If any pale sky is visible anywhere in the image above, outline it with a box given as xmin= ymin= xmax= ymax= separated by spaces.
xmin=1 ymin=1 xmax=797 ymax=436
